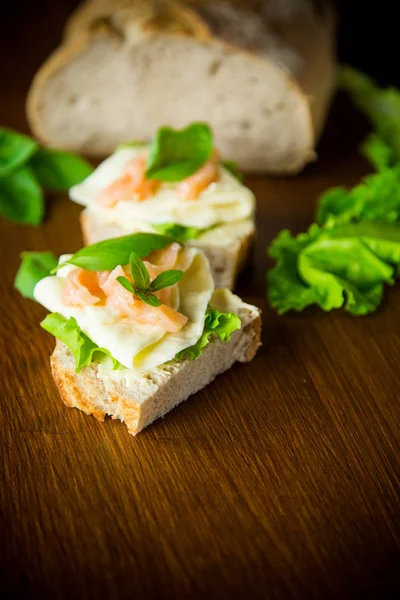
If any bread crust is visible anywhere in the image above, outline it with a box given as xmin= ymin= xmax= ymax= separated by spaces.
xmin=27 ymin=0 xmax=335 ymax=172
xmin=49 ymin=295 xmax=261 ymax=435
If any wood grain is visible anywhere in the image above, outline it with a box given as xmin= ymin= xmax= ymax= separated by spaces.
xmin=1 ymin=3 xmax=400 ymax=599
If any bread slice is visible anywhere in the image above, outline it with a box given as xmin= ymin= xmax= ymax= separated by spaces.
xmin=80 ymin=209 xmax=254 ymax=289
xmin=50 ymin=289 xmax=261 ymax=435
xmin=27 ymin=0 xmax=336 ymax=174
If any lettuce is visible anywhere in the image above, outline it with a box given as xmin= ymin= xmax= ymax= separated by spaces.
xmin=267 ymin=222 xmax=400 ymax=316
xmin=152 ymin=222 xmax=213 ymax=242
xmin=317 ymin=165 xmax=400 ymax=226
xmin=339 ymin=66 xmax=400 ymax=164
xmin=41 ymin=313 xmax=121 ymax=373
xmin=176 ymin=308 xmax=241 ymax=360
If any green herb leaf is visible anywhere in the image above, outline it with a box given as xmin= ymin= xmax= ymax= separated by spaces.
xmin=58 ymin=232 xmax=177 ymax=272
xmin=0 ymin=127 xmax=38 ymax=177
xmin=116 ymin=276 xmax=135 ymax=294
xmin=222 ymin=160 xmax=244 ymax=181
xmin=129 ymin=252 xmax=150 ymax=289
xmin=14 ymin=251 xmax=58 ymax=300
xmin=339 ymin=66 xmax=400 ymax=164
xmin=176 ymin=307 xmax=241 ymax=360
xmin=145 ymin=123 xmax=213 ymax=181
xmin=149 ymin=269 xmax=183 ymax=292
xmin=267 ymin=222 xmax=400 ymax=316
xmin=134 ymin=290 xmax=162 ymax=307
xmin=29 ymin=147 xmax=93 ymax=191
xmin=151 ymin=222 xmax=212 ymax=241
xmin=0 ymin=166 xmax=44 ymax=225
xmin=41 ymin=313 xmax=121 ymax=373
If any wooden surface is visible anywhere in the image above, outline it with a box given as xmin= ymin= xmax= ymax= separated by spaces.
xmin=1 ymin=3 xmax=400 ymax=599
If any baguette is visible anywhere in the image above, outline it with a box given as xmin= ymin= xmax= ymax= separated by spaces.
xmin=80 ymin=210 xmax=255 ymax=289
xmin=27 ymin=0 xmax=336 ymax=174
xmin=50 ymin=289 xmax=261 ymax=435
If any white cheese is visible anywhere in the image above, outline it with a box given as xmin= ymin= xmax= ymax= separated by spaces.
xmin=69 ymin=147 xmax=255 ymax=229
xmin=34 ymin=248 xmax=214 ymax=373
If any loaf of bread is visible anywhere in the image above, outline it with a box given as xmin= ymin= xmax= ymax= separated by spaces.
xmin=27 ymin=0 xmax=336 ymax=174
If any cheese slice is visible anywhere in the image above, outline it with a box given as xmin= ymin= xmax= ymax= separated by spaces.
xmin=69 ymin=147 xmax=255 ymax=229
xmin=34 ymin=248 xmax=214 ymax=373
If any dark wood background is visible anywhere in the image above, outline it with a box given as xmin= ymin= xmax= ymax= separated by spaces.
xmin=1 ymin=2 xmax=400 ymax=599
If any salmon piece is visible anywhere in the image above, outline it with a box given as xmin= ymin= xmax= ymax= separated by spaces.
xmin=146 ymin=242 xmax=181 ymax=270
xmin=98 ymin=156 xmax=160 ymax=207
xmin=99 ymin=265 xmax=187 ymax=332
xmin=137 ymin=303 xmax=188 ymax=332
xmin=63 ymin=268 xmax=102 ymax=307
xmin=178 ymin=151 xmax=220 ymax=200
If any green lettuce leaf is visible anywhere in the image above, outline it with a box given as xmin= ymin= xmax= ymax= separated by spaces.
xmin=151 ymin=222 xmax=213 ymax=242
xmin=339 ymin=66 xmax=400 ymax=164
xmin=41 ymin=313 xmax=121 ymax=373
xmin=267 ymin=221 xmax=400 ymax=315
xmin=176 ymin=307 xmax=241 ymax=360
xmin=14 ymin=251 xmax=58 ymax=300
xmin=317 ymin=166 xmax=400 ymax=226
xmin=361 ymin=133 xmax=393 ymax=171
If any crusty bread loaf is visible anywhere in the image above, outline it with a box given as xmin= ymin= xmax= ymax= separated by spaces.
xmin=50 ymin=289 xmax=261 ymax=435
xmin=27 ymin=0 xmax=336 ymax=174
xmin=80 ymin=209 xmax=254 ymax=288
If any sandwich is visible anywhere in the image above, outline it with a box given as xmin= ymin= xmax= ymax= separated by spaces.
xmin=33 ymin=233 xmax=261 ymax=435
xmin=70 ymin=122 xmax=256 ymax=289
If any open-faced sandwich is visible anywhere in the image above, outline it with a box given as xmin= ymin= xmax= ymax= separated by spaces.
xmin=32 ymin=233 xmax=261 ymax=435
xmin=70 ymin=123 xmax=256 ymax=289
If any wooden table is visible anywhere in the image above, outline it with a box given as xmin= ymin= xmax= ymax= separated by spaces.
xmin=1 ymin=3 xmax=400 ymax=599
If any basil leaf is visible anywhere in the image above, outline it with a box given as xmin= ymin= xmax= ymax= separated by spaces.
xmin=134 ymin=290 xmax=162 ymax=307
xmin=129 ymin=252 xmax=150 ymax=289
xmin=222 ymin=160 xmax=243 ymax=181
xmin=30 ymin=147 xmax=93 ymax=191
xmin=62 ymin=232 xmax=177 ymax=271
xmin=116 ymin=276 xmax=135 ymax=293
xmin=41 ymin=313 xmax=121 ymax=373
xmin=152 ymin=222 xmax=211 ymax=241
xmin=14 ymin=251 xmax=58 ymax=300
xmin=145 ymin=123 xmax=213 ymax=181
xmin=0 ymin=127 xmax=38 ymax=177
xmin=149 ymin=269 xmax=183 ymax=292
xmin=0 ymin=166 xmax=44 ymax=225
xmin=116 ymin=140 xmax=148 ymax=151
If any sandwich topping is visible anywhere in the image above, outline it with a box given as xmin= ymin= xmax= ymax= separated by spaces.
xmin=33 ymin=233 xmax=241 ymax=374
xmin=70 ymin=124 xmax=255 ymax=235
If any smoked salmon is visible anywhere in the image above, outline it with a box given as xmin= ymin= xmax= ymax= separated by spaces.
xmin=98 ymin=156 xmax=160 ymax=207
xmin=62 ymin=245 xmax=187 ymax=333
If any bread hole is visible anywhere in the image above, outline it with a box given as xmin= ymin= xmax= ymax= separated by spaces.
xmin=68 ymin=95 xmax=78 ymax=106
xmin=275 ymin=101 xmax=286 ymax=111
xmin=240 ymin=120 xmax=251 ymax=131
xmin=208 ymin=59 xmax=222 ymax=76
xmin=262 ymin=107 xmax=272 ymax=116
